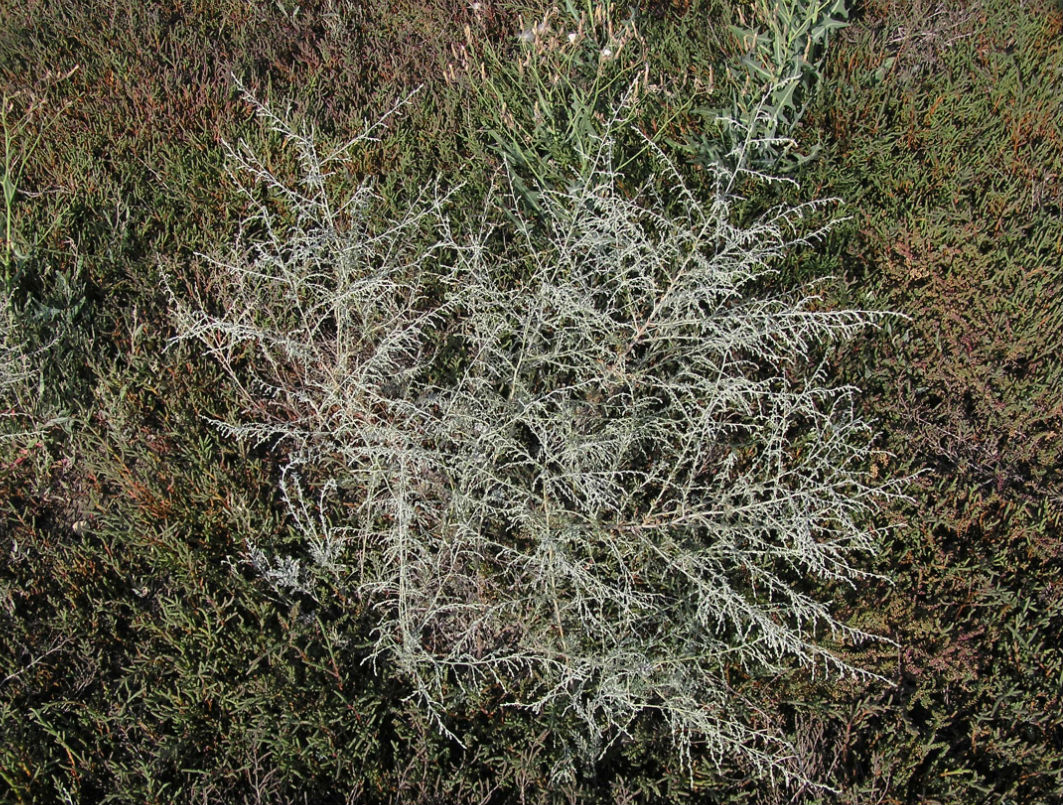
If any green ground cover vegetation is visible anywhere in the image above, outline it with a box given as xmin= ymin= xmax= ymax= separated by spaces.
xmin=0 ymin=0 xmax=1059 ymax=802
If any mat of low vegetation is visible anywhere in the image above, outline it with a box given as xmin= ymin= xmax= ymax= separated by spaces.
xmin=1 ymin=1 xmax=1059 ymax=803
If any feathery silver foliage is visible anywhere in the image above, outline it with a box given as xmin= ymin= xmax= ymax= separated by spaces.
xmin=169 ymin=86 xmax=904 ymax=782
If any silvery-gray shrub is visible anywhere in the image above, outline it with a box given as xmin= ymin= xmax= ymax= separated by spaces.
xmin=169 ymin=87 xmax=904 ymax=784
